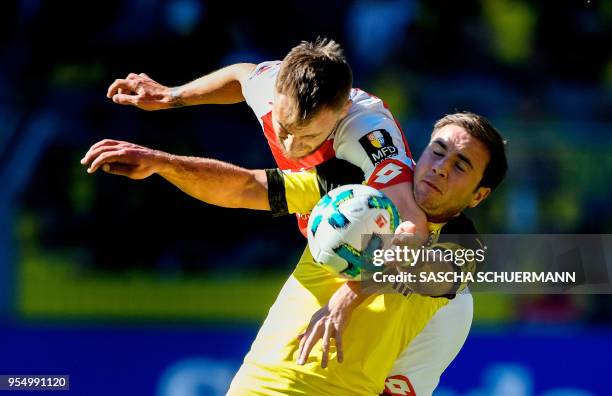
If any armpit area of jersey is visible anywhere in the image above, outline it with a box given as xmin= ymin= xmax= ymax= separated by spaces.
xmin=315 ymin=157 xmax=364 ymax=195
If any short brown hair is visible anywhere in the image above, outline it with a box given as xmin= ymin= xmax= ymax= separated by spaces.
xmin=276 ymin=38 xmax=353 ymax=124
xmin=433 ymin=112 xmax=508 ymax=191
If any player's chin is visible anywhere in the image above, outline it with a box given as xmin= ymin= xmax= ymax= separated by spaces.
xmin=415 ymin=194 xmax=441 ymax=213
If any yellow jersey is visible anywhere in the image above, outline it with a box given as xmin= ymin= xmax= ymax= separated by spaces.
xmin=227 ymin=246 xmax=448 ymax=395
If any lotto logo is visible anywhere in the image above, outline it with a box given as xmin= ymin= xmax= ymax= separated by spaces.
xmin=373 ymin=162 xmax=403 ymax=184
xmin=375 ymin=214 xmax=388 ymax=228
xmin=383 ymin=375 xmax=416 ymax=396
xmin=367 ymin=159 xmax=412 ymax=188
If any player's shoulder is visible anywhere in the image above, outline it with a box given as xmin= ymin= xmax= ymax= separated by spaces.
xmin=335 ymin=89 xmax=401 ymax=142
xmin=349 ymin=87 xmax=384 ymax=107
xmin=247 ymin=61 xmax=282 ymax=81
xmin=242 ymin=61 xmax=281 ymax=118
xmin=439 ymin=213 xmax=482 ymax=250
xmin=443 ymin=213 xmax=478 ymax=234
xmin=332 ymin=91 xmax=407 ymax=167
xmin=243 ymin=61 xmax=281 ymax=94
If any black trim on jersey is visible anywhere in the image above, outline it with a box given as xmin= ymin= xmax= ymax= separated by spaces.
xmin=265 ymin=168 xmax=289 ymax=217
xmin=314 ymin=157 xmax=365 ymax=195
xmin=439 ymin=213 xmax=481 ymax=251
xmin=434 ymin=213 xmax=481 ymax=299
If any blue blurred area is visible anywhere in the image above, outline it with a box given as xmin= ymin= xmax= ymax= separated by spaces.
xmin=1 ymin=323 xmax=609 ymax=395
xmin=0 ymin=0 xmax=611 ymax=393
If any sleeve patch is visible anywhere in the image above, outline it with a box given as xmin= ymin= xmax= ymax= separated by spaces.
xmin=358 ymin=129 xmax=399 ymax=166
xmin=366 ymin=159 xmax=413 ymax=189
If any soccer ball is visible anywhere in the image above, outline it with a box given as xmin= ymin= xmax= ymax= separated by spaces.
xmin=307 ymin=184 xmax=400 ymax=280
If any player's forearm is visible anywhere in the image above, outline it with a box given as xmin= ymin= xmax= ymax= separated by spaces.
xmin=170 ymin=63 xmax=256 ymax=107
xmin=330 ymin=281 xmax=370 ymax=310
xmin=155 ymin=154 xmax=270 ymax=210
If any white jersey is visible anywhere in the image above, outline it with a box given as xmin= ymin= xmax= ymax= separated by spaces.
xmin=242 ymin=61 xmax=415 ymax=189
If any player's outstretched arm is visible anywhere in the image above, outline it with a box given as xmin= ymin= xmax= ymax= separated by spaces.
xmin=81 ymin=139 xmax=270 ymax=210
xmin=107 ymin=63 xmax=256 ymax=110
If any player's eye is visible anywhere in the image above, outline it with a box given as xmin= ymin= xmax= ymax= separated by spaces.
xmin=455 ymin=162 xmax=466 ymax=172
xmin=433 ymin=150 xmax=444 ymax=157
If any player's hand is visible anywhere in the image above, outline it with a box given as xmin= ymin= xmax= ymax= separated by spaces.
xmin=389 ymin=221 xmax=424 ymax=270
xmin=297 ymin=303 xmax=348 ymax=368
xmin=80 ymin=139 xmax=166 ymax=179
xmin=106 ymin=73 xmax=176 ymax=111
xmin=297 ymin=282 xmax=366 ymax=368
xmin=392 ymin=220 xmax=422 ymax=248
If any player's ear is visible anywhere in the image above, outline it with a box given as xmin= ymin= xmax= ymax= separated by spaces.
xmin=339 ymin=99 xmax=352 ymax=118
xmin=468 ymin=186 xmax=491 ymax=208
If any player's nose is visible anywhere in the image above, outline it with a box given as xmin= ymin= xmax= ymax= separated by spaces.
xmin=432 ymin=161 xmax=448 ymax=179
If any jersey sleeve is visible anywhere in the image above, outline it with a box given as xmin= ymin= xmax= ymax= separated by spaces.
xmin=241 ymin=61 xmax=281 ymax=118
xmin=265 ymin=158 xmax=365 ymax=216
xmin=265 ymin=168 xmax=322 ymax=216
xmin=382 ymin=292 xmax=473 ymax=396
xmin=333 ymin=112 xmax=415 ymax=190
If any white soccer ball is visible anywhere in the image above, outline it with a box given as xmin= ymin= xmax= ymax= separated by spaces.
xmin=307 ymin=184 xmax=400 ymax=280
